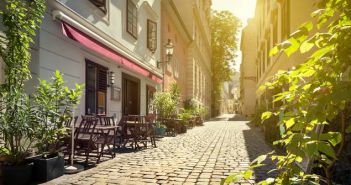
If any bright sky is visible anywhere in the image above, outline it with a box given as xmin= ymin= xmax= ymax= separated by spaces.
xmin=212 ymin=0 xmax=257 ymax=71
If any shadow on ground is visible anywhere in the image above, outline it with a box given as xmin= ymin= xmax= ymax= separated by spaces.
xmin=228 ymin=114 xmax=250 ymax=121
xmin=242 ymin=124 xmax=276 ymax=182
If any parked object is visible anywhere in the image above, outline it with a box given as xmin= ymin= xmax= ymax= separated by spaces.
xmin=2 ymin=162 xmax=34 ymax=185
xmin=155 ymin=122 xmax=167 ymax=137
xmin=30 ymin=154 xmax=64 ymax=182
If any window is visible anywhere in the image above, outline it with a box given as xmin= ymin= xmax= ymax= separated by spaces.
xmin=127 ymin=0 xmax=138 ymax=38
xmin=85 ymin=60 xmax=108 ymax=115
xmin=147 ymin=20 xmax=157 ymax=53
xmin=89 ymin=0 xmax=107 ymax=14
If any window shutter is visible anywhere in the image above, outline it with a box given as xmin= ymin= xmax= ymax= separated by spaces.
xmin=97 ymin=67 xmax=108 ymax=92
xmin=147 ymin=20 xmax=157 ymax=53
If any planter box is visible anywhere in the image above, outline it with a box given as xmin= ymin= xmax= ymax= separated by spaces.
xmin=155 ymin=127 xmax=166 ymax=136
xmin=31 ymin=155 xmax=64 ymax=182
xmin=2 ymin=162 xmax=33 ymax=185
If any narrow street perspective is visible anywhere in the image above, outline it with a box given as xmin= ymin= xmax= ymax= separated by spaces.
xmin=49 ymin=115 xmax=274 ymax=185
xmin=1 ymin=0 xmax=351 ymax=185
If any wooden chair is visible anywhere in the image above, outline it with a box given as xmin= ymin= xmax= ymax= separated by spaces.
xmin=145 ymin=114 xmax=157 ymax=148
xmin=74 ymin=117 xmax=99 ymax=165
xmin=95 ymin=116 xmax=117 ymax=161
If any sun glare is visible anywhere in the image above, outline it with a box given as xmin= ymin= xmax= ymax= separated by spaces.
xmin=212 ymin=0 xmax=257 ymax=25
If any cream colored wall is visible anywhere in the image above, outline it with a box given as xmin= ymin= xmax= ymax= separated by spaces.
xmin=240 ymin=19 xmax=257 ymax=116
xmin=171 ymin=0 xmax=212 ymax=115
xmin=161 ymin=4 xmax=189 ymax=102
xmin=255 ymin=0 xmax=317 ymax=102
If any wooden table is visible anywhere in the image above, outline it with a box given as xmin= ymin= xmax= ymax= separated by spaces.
xmin=94 ymin=125 xmax=120 ymax=162
xmin=122 ymin=122 xmax=153 ymax=149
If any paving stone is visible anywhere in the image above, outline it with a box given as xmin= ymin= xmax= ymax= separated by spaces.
xmin=48 ymin=118 xmax=275 ymax=184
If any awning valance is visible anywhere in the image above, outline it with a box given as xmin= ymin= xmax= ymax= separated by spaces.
xmin=61 ymin=21 xmax=162 ymax=84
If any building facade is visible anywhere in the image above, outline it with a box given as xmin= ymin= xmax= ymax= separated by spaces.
xmin=240 ymin=0 xmax=317 ymax=113
xmin=240 ymin=19 xmax=257 ymax=117
xmin=26 ymin=0 xmax=163 ymax=119
xmin=160 ymin=0 xmax=212 ymax=117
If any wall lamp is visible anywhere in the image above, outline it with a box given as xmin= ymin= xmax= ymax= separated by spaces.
xmin=108 ymin=71 xmax=115 ymax=87
xmin=157 ymin=39 xmax=174 ymax=68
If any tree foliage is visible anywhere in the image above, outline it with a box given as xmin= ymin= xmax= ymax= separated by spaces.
xmin=224 ymin=0 xmax=351 ymax=184
xmin=210 ymin=11 xmax=241 ymax=115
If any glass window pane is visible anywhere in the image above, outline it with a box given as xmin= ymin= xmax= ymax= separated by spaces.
xmin=97 ymin=91 xmax=106 ymax=115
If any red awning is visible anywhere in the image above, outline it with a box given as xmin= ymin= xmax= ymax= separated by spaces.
xmin=61 ymin=21 xmax=162 ymax=84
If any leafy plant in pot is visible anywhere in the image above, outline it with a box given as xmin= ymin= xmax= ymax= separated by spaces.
xmin=0 ymin=0 xmax=46 ymax=185
xmin=30 ymin=71 xmax=83 ymax=182
xmin=155 ymin=122 xmax=167 ymax=137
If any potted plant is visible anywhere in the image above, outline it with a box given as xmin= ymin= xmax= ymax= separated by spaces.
xmin=0 ymin=93 xmax=40 ymax=185
xmin=0 ymin=1 xmax=46 ymax=184
xmin=154 ymin=122 xmax=167 ymax=137
xmin=30 ymin=71 xmax=83 ymax=183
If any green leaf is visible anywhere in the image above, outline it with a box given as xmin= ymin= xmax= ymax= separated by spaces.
xmin=243 ymin=170 xmax=253 ymax=180
xmin=269 ymin=45 xmax=279 ymax=57
xmin=261 ymin=112 xmax=273 ymax=120
xmin=305 ymin=141 xmax=318 ymax=156
xmin=319 ymin=132 xmax=342 ymax=146
xmin=318 ymin=142 xmax=336 ymax=158
xmin=284 ymin=38 xmax=300 ymax=57
xmin=285 ymin=118 xmax=295 ymax=129
xmin=311 ymin=45 xmax=334 ymax=60
xmin=251 ymin=154 xmax=267 ymax=165
xmin=300 ymin=41 xmax=314 ymax=53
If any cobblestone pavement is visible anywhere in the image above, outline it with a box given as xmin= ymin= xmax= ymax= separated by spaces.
xmin=48 ymin=114 xmax=274 ymax=185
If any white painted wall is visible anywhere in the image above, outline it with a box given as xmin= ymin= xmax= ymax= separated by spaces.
xmin=28 ymin=6 xmax=160 ymax=120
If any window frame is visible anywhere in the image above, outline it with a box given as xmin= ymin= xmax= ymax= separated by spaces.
xmin=127 ymin=0 xmax=138 ymax=39
xmin=85 ymin=59 xmax=108 ymax=116
xmin=147 ymin=19 xmax=157 ymax=53
xmin=89 ymin=0 xmax=107 ymax=14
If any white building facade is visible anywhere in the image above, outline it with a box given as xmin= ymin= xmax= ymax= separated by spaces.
xmin=28 ymin=0 xmax=163 ymax=119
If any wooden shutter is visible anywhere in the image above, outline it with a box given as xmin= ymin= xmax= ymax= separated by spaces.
xmin=97 ymin=66 xmax=108 ymax=92
xmin=147 ymin=20 xmax=157 ymax=53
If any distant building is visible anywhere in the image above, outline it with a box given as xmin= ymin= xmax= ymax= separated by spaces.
xmin=240 ymin=0 xmax=317 ymax=113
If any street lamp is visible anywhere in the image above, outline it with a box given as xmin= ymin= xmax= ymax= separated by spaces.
xmin=157 ymin=39 xmax=174 ymax=68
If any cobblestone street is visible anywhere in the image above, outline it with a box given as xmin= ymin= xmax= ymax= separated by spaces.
xmin=48 ymin=115 xmax=274 ymax=185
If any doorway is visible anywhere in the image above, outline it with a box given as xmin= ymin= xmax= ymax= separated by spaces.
xmin=122 ymin=73 xmax=140 ymax=115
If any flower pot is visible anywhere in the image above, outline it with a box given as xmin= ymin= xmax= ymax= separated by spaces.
xmin=179 ymin=125 xmax=187 ymax=134
xmin=30 ymin=154 xmax=65 ymax=182
xmin=155 ymin=127 xmax=166 ymax=136
xmin=2 ymin=162 xmax=33 ymax=185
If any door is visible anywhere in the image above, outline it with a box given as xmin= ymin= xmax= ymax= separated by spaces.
xmin=122 ymin=73 xmax=140 ymax=115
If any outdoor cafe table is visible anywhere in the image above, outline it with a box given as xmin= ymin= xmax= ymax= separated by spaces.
xmin=67 ymin=124 xmax=119 ymax=162
xmin=123 ymin=121 xmax=153 ymax=149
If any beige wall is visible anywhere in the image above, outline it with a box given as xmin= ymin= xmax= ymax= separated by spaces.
xmin=161 ymin=0 xmax=190 ymax=102
xmin=252 ymin=0 xmax=317 ymax=108
xmin=163 ymin=0 xmax=212 ymax=116
xmin=240 ymin=19 xmax=257 ymax=116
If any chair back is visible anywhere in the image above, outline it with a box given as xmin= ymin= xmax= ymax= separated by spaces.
xmin=101 ymin=116 xmax=115 ymax=126
xmin=145 ymin=114 xmax=156 ymax=124
xmin=64 ymin=116 xmax=78 ymax=127
xmin=128 ymin=115 xmax=144 ymax=124
xmin=76 ymin=117 xmax=98 ymax=139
